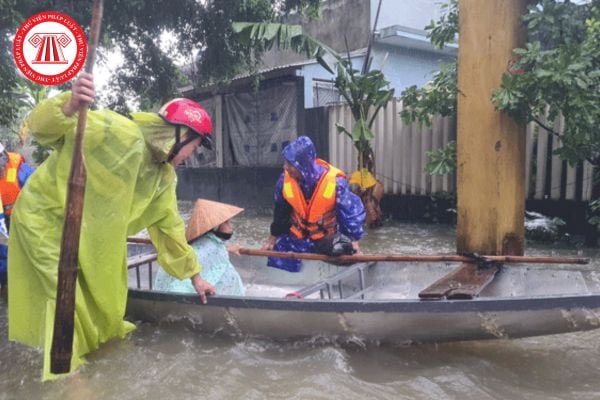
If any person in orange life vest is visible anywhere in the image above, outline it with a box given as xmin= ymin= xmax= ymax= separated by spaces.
xmin=261 ymin=136 xmax=366 ymax=272
xmin=0 ymin=143 xmax=34 ymax=291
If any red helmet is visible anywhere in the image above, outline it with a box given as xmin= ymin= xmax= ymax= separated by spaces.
xmin=158 ymin=98 xmax=213 ymax=136
xmin=159 ymin=98 xmax=213 ymax=160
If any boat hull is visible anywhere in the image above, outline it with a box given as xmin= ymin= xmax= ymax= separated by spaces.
xmin=126 ymin=290 xmax=600 ymax=343
xmin=126 ymin=250 xmax=600 ymax=343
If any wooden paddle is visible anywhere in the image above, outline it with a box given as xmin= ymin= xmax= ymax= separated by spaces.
xmin=125 ymin=237 xmax=589 ymax=265
xmin=51 ymin=0 xmax=104 ymax=374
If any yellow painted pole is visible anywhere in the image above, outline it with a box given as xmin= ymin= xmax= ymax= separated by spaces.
xmin=456 ymin=0 xmax=528 ymax=255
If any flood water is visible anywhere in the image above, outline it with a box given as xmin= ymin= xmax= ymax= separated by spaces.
xmin=2 ymin=212 xmax=600 ymax=399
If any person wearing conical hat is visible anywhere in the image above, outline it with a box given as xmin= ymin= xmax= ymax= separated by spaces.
xmin=154 ymin=199 xmax=246 ymax=296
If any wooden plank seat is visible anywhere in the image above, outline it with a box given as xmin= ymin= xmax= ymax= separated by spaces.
xmin=419 ymin=262 xmax=500 ymax=300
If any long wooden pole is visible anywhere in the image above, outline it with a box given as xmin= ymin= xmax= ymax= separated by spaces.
xmin=126 ymin=238 xmax=589 ymax=264
xmin=127 ymin=236 xmax=588 ymax=265
xmin=237 ymin=248 xmax=589 ymax=265
xmin=51 ymin=0 xmax=104 ymax=374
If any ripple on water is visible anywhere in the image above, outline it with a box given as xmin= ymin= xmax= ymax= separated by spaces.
xmin=3 ymin=217 xmax=600 ymax=399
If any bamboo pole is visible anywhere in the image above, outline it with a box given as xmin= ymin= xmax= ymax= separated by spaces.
xmin=51 ymin=0 xmax=104 ymax=374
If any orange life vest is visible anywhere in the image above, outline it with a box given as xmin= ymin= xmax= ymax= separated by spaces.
xmin=282 ymin=159 xmax=345 ymax=240
xmin=0 ymin=152 xmax=24 ymax=216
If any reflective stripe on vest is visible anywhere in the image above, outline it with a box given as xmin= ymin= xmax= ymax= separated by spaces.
xmin=0 ymin=152 xmax=23 ymax=216
xmin=282 ymin=159 xmax=345 ymax=240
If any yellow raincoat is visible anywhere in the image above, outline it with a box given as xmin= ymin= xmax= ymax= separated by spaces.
xmin=8 ymin=92 xmax=201 ymax=380
xmin=349 ymin=168 xmax=377 ymax=190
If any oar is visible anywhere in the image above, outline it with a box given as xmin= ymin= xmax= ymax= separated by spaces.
xmin=51 ymin=0 xmax=104 ymax=374
xmin=237 ymin=248 xmax=590 ymax=265
xmin=125 ymin=238 xmax=590 ymax=264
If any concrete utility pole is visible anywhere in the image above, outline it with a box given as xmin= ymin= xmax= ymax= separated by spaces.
xmin=456 ymin=0 xmax=528 ymax=255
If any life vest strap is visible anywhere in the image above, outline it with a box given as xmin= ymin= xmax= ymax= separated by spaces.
xmin=290 ymin=209 xmax=337 ymax=240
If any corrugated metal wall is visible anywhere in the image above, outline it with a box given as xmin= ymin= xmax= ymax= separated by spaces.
xmin=328 ymin=101 xmax=593 ymax=201
xmin=526 ymin=116 xmax=594 ymax=201
xmin=328 ymin=101 xmax=456 ymax=196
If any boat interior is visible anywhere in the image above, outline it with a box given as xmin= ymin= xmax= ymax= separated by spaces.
xmin=127 ymin=243 xmax=600 ymax=301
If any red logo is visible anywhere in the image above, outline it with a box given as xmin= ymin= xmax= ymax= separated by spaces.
xmin=13 ymin=11 xmax=87 ymax=86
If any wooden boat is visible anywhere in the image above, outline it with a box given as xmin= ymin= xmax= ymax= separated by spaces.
xmin=126 ymin=243 xmax=600 ymax=344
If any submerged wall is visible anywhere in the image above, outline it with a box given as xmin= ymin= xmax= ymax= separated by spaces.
xmin=176 ymin=167 xmax=281 ymax=210
xmin=177 ymin=167 xmax=597 ymax=243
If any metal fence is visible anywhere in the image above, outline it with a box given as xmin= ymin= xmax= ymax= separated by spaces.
xmin=327 ymin=101 xmax=594 ymax=201
xmin=526 ymin=116 xmax=594 ymax=201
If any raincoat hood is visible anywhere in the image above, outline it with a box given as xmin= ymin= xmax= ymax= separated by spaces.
xmin=130 ymin=112 xmax=177 ymax=163
xmin=282 ymin=136 xmax=322 ymax=187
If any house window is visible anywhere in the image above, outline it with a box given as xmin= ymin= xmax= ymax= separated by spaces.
xmin=312 ymin=79 xmax=342 ymax=107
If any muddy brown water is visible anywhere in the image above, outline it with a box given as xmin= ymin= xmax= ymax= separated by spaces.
xmin=2 ymin=214 xmax=600 ymax=399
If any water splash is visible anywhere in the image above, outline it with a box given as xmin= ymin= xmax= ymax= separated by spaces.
xmin=583 ymin=308 xmax=600 ymax=327
xmin=561 ymin=309 xmax=579 ymax=329
xmin=478 ymin=313 xmax=507 ymax=339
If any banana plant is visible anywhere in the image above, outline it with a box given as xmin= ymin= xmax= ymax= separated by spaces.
xmin=233 ymin=22 xmax=336 ymax=74
xmin=233 ymin=21 xmax=394 ymax=177
xmin=333 ymin=57 xmax=395 ymax=178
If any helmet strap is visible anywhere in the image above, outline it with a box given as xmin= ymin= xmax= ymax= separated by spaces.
xmin=167 ymin=127 xmax=201 ymax=162
xmin=175 ymin=125 xmax=181 ymax=145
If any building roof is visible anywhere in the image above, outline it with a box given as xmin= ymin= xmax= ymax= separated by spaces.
xmin=375 ymin=25 xmax=457 ymax=56
xmin=180 ymin=48 xmax=368 ymax=97
xmin=180 ymin=60 xmax=309 ymax=97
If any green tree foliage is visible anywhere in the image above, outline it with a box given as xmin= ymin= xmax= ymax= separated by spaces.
xmin=493 ymin=0 xmax=600 ymax=166
xmin=424 ymin=0 xmax=458 ymax=50
xmin=399 ymin=0 xmax=458 ymax=129
xmin=0 ymin=0 xmax=320 ymax=121
xmin=0 ymin=77 xmax=52 ymax=163
xmin=424 ymin=140 xmax=456 ymax=176
xmin=399 ymin=62 xmax=457 ymax=127
xmin=0 ymin=0 xmax=22 ymax=127
xmin=400 ymin=0 xmax=599 ymax=175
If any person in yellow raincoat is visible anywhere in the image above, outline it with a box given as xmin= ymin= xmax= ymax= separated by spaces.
xmin=8 ymin=72 xmax=216 ymax=380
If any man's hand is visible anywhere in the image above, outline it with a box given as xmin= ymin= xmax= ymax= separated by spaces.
xmin=261 ymin=235 xmax=277 ymax=251
xmin=190 ymin=274 xmax=216 ymax=304
xmin=352 ymin=241 xmax=363 ymax=255
xmin=63 ymin=72 xmax=95 ymax=117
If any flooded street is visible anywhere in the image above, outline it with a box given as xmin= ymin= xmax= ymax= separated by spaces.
xmin=2 ymin=213 xmax=600 ymax=399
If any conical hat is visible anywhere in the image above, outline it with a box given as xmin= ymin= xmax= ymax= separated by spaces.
xmin=185 ymin=199 xmax=244 ymax=242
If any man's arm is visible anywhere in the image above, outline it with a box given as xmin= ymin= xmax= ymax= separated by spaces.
xmin=144 ymin=174 xmax=215 ymax=303
xmin=23 ymin=72 xmax=95 ymax=148
xmin=335 ymin=177 xmax=366 ymax=241
xmin=262 ymin=174 xmax=291 ymax=250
